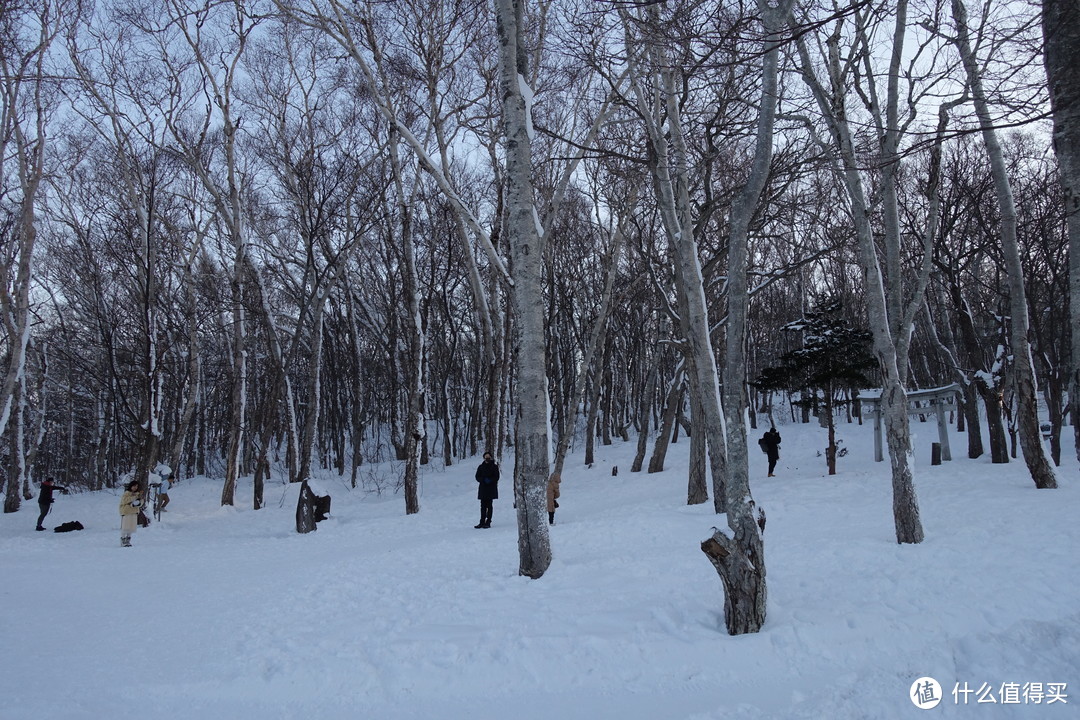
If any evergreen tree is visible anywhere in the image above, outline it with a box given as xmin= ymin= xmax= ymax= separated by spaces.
xmin=754 ymin=300 xmax=876 ymax=474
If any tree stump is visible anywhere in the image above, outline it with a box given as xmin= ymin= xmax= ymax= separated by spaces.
xmin=700 ymin=508 xmax=767 ymax=635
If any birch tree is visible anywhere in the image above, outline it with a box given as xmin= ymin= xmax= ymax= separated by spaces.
xmin=66 ymin=24 xmax=177 ymax=498
xmin=1042 ymin=0 xmax=1080 ymax=464
xmin=702 ymin=0 xmax=793 ymax=635
xmin=795 ymin=9 xmax=924 ymax=544
xmin=0 ymin=1 xmax=66 ymax=506
xmin=619 ymin=2 xmax=730 ymax=517
xmin=495 ymin=0 xmax=551 ymax=579
xmin=949 ymin=0 xmax=1056 ymax=489
xmin=134 ymin=0 xmax=302 ymax=506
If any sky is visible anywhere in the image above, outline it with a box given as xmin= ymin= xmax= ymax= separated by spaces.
xmin=1 ymin=412 xmax=1077 ymax=719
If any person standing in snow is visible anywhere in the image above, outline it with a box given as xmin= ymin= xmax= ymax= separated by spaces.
xmin=761 ymin=427 xmax=781 ymax=477
xmin=474 ymin=451 xmax=499 ymax=529
xmin=547 ymin=473 xmax=561 ymax=525
xmin=155 ymin=472 xmax=174 ymax=513
xmin=35 ymin=477 xmax=68 ymax=531
xmin=119 ymin=480 xmax=142 ymax=547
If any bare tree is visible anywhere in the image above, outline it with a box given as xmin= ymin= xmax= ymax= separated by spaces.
xmin=495 ymin=0 xmax=552 ymax=579
xmin=703 ymin=0 xmax=793 ymax=636
xmin=1 ymin=0 xmax=68 ymax=511
xmin=1042 ymin=0 xmax=1080 ymax=464
xmin=795 ymin=9 xmax=925 ymax=544
xmin=949 ymin=0 xmax=1056 ymax=489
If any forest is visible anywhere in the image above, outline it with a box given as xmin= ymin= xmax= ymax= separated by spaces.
xmin=2 ymin=0 xmax=1078 ymax=633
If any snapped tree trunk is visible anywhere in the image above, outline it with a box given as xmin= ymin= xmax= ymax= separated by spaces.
xmin=707 ymin=0 xmax=792 ymax=633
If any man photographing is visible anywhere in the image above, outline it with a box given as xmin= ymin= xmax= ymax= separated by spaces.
xmin=35 ymin=477 xmax=69 ymax=531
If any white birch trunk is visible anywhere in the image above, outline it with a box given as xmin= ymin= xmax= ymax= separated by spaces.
xmin=621 ymin=5 xmax=729 ymax=517
xmin=951 ymin=0 xmax=1057 ymax=489
xmin=0 ymin=9 xmax=54 ymax=446
xmin=705 ymin=0 xmax=793 ymax=635
xmin=496 ymin=0 xmax=551 ymax=579
xmin=796 ymin=34 xmax=924 ymax=543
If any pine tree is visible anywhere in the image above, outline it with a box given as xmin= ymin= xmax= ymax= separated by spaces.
xmin=755 ymin=301 xmax=876 ymax=474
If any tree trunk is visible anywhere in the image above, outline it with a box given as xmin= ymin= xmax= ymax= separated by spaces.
xmin=1042 ymin=0 xmax=1080 ymax=467
xmin=687 ymin=391 xmax=708 ymax=505
xmin=222 ymin=262 xmax=247 ymax=507
xmin=952 ymin=0 xmax=1057 ymax=489
xmin=631 ymin=358 xmax=657 ymax=473
xmin=648 ymin=367 xmax=683 ymax=474
xmin=962 ymin=382 xmax=984 ymax=459
xmin=620 ymin=3 xmax=729 ymax=515
xmin=4 ymin=383 xmax=25 ymax=513
xmin=496 ymin=0 xmax=551 ymax=579
xmin=826 ymin=387 xmax=837 ymax=475
xmin=551 ymin=224 xmax=624 ymax=479
xmin=168 ymin=261 xmax=203 ymax=481
xmin=388 ymin=127 xmax=425 ymax=515
xmin=797 ymin=33 xmax=924 ymax=544
xmin=709 ymin=0 xmax=791 ymax=633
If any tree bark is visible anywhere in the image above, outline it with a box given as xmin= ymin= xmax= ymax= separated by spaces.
xmin=648 ymin=365 xmax=683 ymax=474
xmin=687 ymin=391 xmax=708 ymax=505
xmin=952 ymin=0 xmax=1057 ymax=489
xmin=620 ymin=7 xmax=729 ymax=513
xmin=1043 ymin=0 xmax=1080 ymax=467
xmin=496 ymin=0 xmax=551 ymax=579
xmin=710 ymin=0 xmax=792 ymax=633
xmin=631 ymin=358 xmax=657 ymax=473
xmin=797 ymin=32 xmax=924 ymax=543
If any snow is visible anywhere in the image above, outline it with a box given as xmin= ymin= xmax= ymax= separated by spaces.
xmin=518 ymin=73 xmax=535 ymax=142
xmin=2 ymin=417 xmax=1078 ymax=719
xmin=532 ymin=203 xmax=546 ymax=239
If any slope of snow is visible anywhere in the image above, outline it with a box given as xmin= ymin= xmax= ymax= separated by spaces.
xmin=1 ymin=417 xmax=1076 ymax=719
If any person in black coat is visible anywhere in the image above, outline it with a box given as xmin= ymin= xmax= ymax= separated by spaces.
xmin=36 ymin=477 xmax=68 ymax=531
xmin=474 ymin=451 xmax=500 ymax=529
xmin=762 ymin=427 xmax=781 ymax=477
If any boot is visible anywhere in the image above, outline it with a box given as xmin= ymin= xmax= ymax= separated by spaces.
xmin=475 ymin=509 xmax=485 ymax=529
xmin=481 ymin=506 xmax=492 ymax=528
xmin=121 ymin=536 xmax=132 ymax=547
xmin=548 ymin=512 xmax=555 ymax=525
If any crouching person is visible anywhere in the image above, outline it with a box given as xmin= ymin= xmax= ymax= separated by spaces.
xmin=119 ymin=480 xmax=142 ymax=547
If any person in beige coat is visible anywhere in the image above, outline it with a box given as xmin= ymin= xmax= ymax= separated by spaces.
xmin=119 ymin=480 xmax=142 ymax=547
xmin=546 ymin=473 xmax=561 ymax=525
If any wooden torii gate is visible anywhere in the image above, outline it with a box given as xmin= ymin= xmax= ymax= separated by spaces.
xmin=863 ymin=383 xmax=961 ymax=463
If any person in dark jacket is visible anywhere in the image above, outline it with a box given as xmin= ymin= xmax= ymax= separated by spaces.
xmin=762 ymin=427 xmax=781 ymax=477
xmin=36 ymin=477 xmax=68 ymax=531
xmin=474 ymin=451 xmax=500 ymax=529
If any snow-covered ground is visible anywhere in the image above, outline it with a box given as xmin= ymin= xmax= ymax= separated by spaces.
xmin=2 ymin=416 xmax=1077 ymax=719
